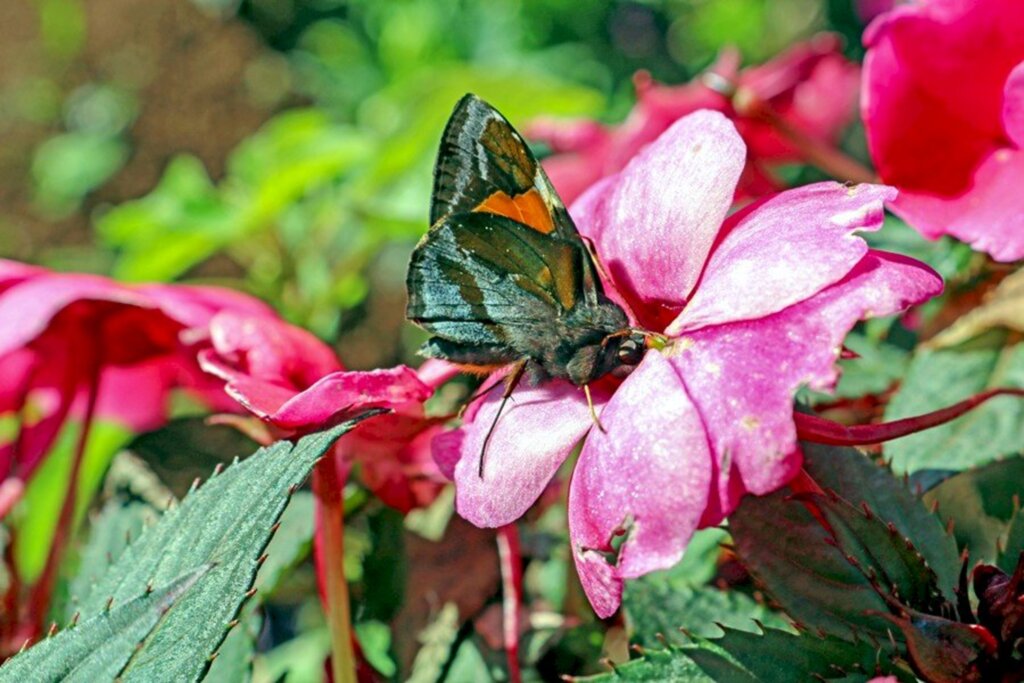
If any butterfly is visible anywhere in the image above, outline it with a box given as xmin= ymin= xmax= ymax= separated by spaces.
xmin=406 ymin=94 xmax=650 ymax=474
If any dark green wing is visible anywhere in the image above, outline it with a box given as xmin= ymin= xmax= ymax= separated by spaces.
xmin=407 ymin=211 xmax=585 ymax=359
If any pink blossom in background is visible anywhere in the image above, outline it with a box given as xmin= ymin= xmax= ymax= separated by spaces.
xmin=862 ymin=0 xmax=1024 ymax=261
xmin=0 ymin=260 xmax=274 ymax=490
xmin=435 ymin=111 xmax=943 ymax=617
xmin=528 ymin=33 xmax=860 ymax=205
xmin=198 ymin=311 xmax=449 ymax=511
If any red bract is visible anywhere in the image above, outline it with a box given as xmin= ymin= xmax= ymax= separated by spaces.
xmin=528 ymin=33 xmax=860 ymax=205
xmin=863 ymin=0 xmax=1024 ymax=261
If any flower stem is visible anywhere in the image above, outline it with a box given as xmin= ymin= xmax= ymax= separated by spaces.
xmin=312 ymin=455 xmax=357 ymax=683
xmin=496 ymin=524 xmax=523 ymax=683
xmin=795 ymin=387 xmax=1024 ymax=446
xmin=24 ymin=354 xmax=102 ymax=641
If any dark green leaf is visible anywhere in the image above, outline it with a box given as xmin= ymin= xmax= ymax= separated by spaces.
xmin=924 ymin=456 xmax=1024 ymax=564
xmin=0 ymin=568 xmax=207 ymax=682
xmin=59 ymin=416 xmax=375 ymax=681
xmin=803 ymin=443 xmax=961 ymax=600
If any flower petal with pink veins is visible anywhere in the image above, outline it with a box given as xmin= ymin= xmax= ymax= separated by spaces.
xmin=892 ymin=149 xmax=1024 ymax=262
xmin=669 ymin=251 xmax=942 ymax=517
xmin=669 ymin=183 xmax=894 ymax=334
xmin=452 ymin=381 xmax=602 ymax=528
xmin=570 ymin=111 xmax=745 ymax=312
xmin=568 ymin=351 xmax=712 ymax=618
xmin=1003 ymin=62 xmax=1024 ymax=148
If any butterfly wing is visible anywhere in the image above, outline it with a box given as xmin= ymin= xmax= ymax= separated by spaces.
xmin=431 ymin=95 xmax=589 ymax=245
xmin=407 ymin=211 xmax=585 ymax=367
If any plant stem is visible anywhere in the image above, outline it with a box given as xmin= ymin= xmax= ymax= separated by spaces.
xmin=496 ymin=524 xmax=523 ymax=683
xmin=312 ymin=454 xmax=358 ymax=683
xmin=795 ymin=387 xmax=1024 ymax=446
xmin=23 ymin=353 xmax=102 ymax=641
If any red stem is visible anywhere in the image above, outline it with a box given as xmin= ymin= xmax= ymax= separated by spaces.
xmin=22 ymin=353 xmax=102 ymax=642
xmin=496 ymin=524 xmax=523 ymax=683
xmin=795 ymin=388 xmax=1024 ymax=446
xmin=312 ymin=453 xmax=357 ymax=683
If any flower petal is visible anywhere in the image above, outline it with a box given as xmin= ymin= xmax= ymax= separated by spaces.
xmin=271 ymin=367 xmax=432 ymax=431
xmin=669 ymin=250 xmax=941 ymax=516
xmin=568 ymin=351 xmax=712 ymax=617
xmin=892 ymin=149 xmax=1024 ymax=262
xmin=570 ymin=111 xmax=745 ymax=312
xmin=1002 ymin=62 xmax=1024 ymax=148
xmin=452 ymin=381 xmax=600 ymax=528
xmin=669 ymin=182 xmax=893 ymax=334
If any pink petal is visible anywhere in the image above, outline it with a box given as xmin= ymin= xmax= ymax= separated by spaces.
xmin=269 ymin=367 xmax=431 ymax=431
xmin=0 ymin=275 xmax=150 ymax=357
xmin=1003 ymin=62 xmax=1024 ymax=148
xmin=139 ymin=283 xmax=275 ymax=328
xmin=570 ymin=111 xmax=745 ymax=313
xmin=862 ymin=0 xmax=1024 ymax=195
xmin=452 ymin=381 xmax=601 ymax=528
xmin=431 ymin=428 xmax=463 ymax=481
xmin=568 ymin=352 xmax=712 ymax=618
xmin=669 ymin=250 xmax=941 ymax=517
xmin=669 ymin=183 xmax=893 ymax=334
xmin=892 ymin=148 xmax=1024 ymax=262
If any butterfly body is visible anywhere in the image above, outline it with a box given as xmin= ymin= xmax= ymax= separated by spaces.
xmin=406 ymin=94 xmax=646 ymax=389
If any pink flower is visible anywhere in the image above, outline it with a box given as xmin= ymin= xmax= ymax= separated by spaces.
xmin=862 ymin=0 xmax=1024 ymax=261
xmin=197 ymin=311 xmax=449 ymax=511
xmin=435 ymin=111 xmax=943 ymax=617
xmin=0 ymin=260 xmax=273 ymax=486
xmin=528 ymin=34 xmax=860 ymax=205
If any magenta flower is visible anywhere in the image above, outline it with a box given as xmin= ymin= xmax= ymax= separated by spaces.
xmin=528 ymin=34 xmax=860 ymax=205
xmin=862 ymin=0 xmax=1024 ymax=261
xmin=197 ymin=311 xmax=448 ymax=510
xmin=0 ymin=261 xmax=272 ymax=487
xmin=434 ymin=111 xmax=943 ymax=617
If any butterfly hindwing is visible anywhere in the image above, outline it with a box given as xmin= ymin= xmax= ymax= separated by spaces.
xmin=407 ymin=211 xmax=586 ymax=365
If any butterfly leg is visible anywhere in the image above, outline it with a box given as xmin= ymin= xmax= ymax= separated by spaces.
xmin=479 ymin=359 xmax=529 ymax=478
xmin=583 ymin=384 xmax=607 ymax=433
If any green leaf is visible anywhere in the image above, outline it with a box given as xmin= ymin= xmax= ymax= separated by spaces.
xmin=624 ymin=580 xmax=789 ymax=648
xmin=0 ymin=567 xmax=208 ymax=682
xmin=203 ymin=606 xmax=261 ymax=683
xmin=730 ymin=487 xmax=892 ymax=640
xmin=253 ymin=627 xmax=330 ymax=683
xmin=831 ymin=331 xmax=909 ymax=399
xmin=865 ymin=216 xmax=976 ymax=283
xmin=803 ymin=443 xmax=961 ymax=599
xmin=799 ymin=491 xmax=949 ymax=616
xmin=67 ymin=499 xmax=158 ymax=616
xmin=998 ymin=506 xmax=1024 ymax=573
xmin=574 ymin=646 xmax=712 ymax=682
xmin=923 ymin=456 xmax=1024 ymax=564
xmin=883 ymin=331 xmax=1024 ymax=473
xmin=50 ymin=416 xmax=375 ymax=681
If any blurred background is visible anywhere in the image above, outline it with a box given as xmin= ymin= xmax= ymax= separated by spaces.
xmin=0 ymin=0 xmax=871 ymax=371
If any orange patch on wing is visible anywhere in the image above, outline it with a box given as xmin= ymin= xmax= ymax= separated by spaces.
xmin=475 ymin=188 xmax=555 ymax=234
xmin=454 ymin=362 xmax=508 ymax=376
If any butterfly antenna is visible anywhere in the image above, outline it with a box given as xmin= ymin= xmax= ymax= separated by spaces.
xmin=478 ymin=360 xmax=528 ymax=478
xmin=583 ymin=384 xmax=606 ymax=433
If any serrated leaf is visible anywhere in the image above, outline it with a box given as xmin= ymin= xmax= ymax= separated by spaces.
xmin=923 ymin=456 xmax=1024 ymax=564
xmin=681 ymin=627 xmax=900 ymax=682
xmin=800 ymin=491 xmax=949 ymax=616
xmin=203 ymin=606 xmax=261 ymax=683
xmin=998 ymin=508 xmax=1024 ymax=573
xmin=729 ymin=488 xmax=893 ymax=640
xmin=803 ymin=443 xmax=961 ymax=601
xmin=67 ymin=499 xmax=158 ymax=615
xmin=574 ymin=646 xmax=712 ymax=682
xmin=624 ymin=581 xmax=789 ymax=648
xmin=58 ymin=416 xmax=374 ymax=682
xmin=884 ymin=331 xmax=1024 ymax=473
xmin=0 ymin=567 xmax=207 ymax=682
